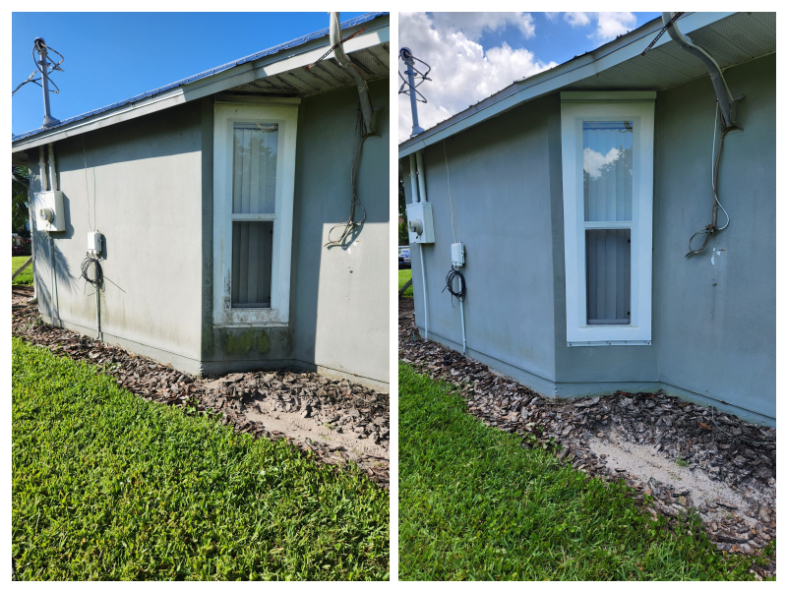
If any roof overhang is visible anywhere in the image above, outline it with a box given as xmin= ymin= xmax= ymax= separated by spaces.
xmin=13 ymin=13 xmax=389 ymax=155
xmin=398 ymin=11 xmax=769 ymax=159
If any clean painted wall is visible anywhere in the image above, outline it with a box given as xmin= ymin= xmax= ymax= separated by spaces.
xmin=29 ymin=102 xmax=206 ymax=372
xmin=402 ymin=94 xmax=558 ymax=393
xmin=652 ymin=54 xmax=775 ymax=422
xmin=291 ymin=80 xmax=390 ymax=389
xmin=402 ymin=56 xmax=774 ymax=423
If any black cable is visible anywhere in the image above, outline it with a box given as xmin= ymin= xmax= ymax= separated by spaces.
xmin=442 ymin=267 xmax=466 ymax=302
xmin=81 ymin=255 xmax=103 ymax=286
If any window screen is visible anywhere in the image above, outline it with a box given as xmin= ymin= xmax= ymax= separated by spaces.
xmin=231 ymin=123 xmax=277 ymax=308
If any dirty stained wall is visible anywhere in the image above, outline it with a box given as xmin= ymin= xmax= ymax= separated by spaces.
xmin=402 ymin=55 xmax=775 ymax=424
xmin=292 ymin=80 xmax=390 ymax=389
xmin=29 ymin=102 xmax=206 ymax=372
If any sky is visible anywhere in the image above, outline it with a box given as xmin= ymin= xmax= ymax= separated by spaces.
xmin=399 ymin=12 xmax=661 ymax=142
xmin=11 ymin=12 xmax=369 ymax=135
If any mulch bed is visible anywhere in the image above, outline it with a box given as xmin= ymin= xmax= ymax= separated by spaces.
xmin=399 ymin=296 xmax=775 ymax=578
xmin=12 ymin=285 xmax=389 ymax=488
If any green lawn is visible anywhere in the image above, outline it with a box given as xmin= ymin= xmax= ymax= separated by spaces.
xmin=398 ymin=269 xmax=413 ymax=297
xmin=13 ymin=255 xmax=34 ymax=285
xmin=12 ymin=337 xmax=389 ymax=581
xmin=398 ymin=363 xmax=769 ymax=581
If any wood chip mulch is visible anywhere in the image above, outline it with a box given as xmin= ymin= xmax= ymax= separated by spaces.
xmin=399 ymin=295 xmax=775 ymax=579
xmin=12 ymin=285 xmax=388 ymax=489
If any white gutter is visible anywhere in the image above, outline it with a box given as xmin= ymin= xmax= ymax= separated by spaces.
xmin=12 ymin=18 xmax=389 ymax=153
xmin=398 ymin=12 xmax=734 ymax=159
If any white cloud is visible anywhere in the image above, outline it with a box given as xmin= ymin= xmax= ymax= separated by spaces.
xmin=398 ymin=12 xmax=557 ymax=142
xmin=563 ymin=12 xmax=637 ymax=42
xmin=583 ymin=146 xmax=621 ymax=179
xmin=565 ymin=12 xmax=591 ymax=27
xmin=429 ymin=12 xmax=536 ymax=41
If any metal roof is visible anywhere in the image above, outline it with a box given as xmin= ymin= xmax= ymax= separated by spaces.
xmin=399 ymin=12 xmax=775 ymax=158
xmin=13 ymin=12 xmax=388 ymax=145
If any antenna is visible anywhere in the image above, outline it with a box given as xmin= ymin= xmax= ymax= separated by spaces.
xmin=399 ymin=47 xmax=431 ymax=138
xmin=13 ymin=38 xmax=64 ymax=128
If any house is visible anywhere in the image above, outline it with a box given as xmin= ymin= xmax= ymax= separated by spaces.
xmin=12 ymin=12 xmax=391 ymax=390
xmin=399 ymin=12 xmax=775 ymax=424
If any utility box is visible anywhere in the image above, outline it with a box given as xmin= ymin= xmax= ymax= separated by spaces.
xmin=34 ymin=190 xmax=65 ymax=232
xmin=406 ymin=201 xmax=435 ymax=244
xmin=451 ymin=242 xmax=465 ymax=267
xmin=87 ymin=231 xmax=103 ymax=256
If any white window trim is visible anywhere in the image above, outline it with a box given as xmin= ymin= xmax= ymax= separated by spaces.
xmin=213 ymin=99 xmax=299 ymax=327
xmin=560 ymin=91 xmax=655 ymax=346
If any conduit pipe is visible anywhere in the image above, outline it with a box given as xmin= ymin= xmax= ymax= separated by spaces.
xmin=662 ymin=12 xmax=736 ymax=129
xmin=45 ymin=143 xmax=61 ymax=327
xmin=415 ymin=150 xmax=427 ymax=202
xmin=330 ymin=12 xmax=375 ymax=136
xmin=409 ymin=154 xmax=419 ymax=202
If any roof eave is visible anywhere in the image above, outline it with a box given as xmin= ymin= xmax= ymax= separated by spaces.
xmin=398 ymin=11 xmax=734 ymax=159
xmin=12 ymin=14 xmax=389 ymax=154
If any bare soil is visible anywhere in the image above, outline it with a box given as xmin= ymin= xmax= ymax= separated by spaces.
xmin=13 ymin=285 xmax=389 ymax=488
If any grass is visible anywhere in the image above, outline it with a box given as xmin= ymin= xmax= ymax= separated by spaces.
xmin=398 ymin=269 xmax=413 ymax=297
xmin=12 ymin=337 xmax=389 ymax=581
xmin=13 ymin=255 xmax=34 ymax=285
xmin=398 ymin=363 xmax=771 ymax=581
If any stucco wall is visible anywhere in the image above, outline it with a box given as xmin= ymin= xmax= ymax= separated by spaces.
xmin=402 ymin=56 xmax=775 ymax=423
xmin=291 ymin=79 xmax=390 ymax=388
xmin=29 ymin=102 xmax=206 ymax=371
xmin=652 ymin=54 xmax=775 ymax=421
xmin=403 ymin=94 xmax=558 ymax=392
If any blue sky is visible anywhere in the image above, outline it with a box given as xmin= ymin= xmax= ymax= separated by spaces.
xmin=12 ymin=12 xmax=368 ymax=135
xmin=399 ymin=12 xmax=661 ymax=141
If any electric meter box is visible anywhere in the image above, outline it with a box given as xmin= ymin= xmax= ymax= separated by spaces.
xmin=451 ymin=242 xmax=465 ymax=267
xmin=406 ymin=201 xmax=435 ymax=244
xmin=34 ymin=190 xmax=65 ymax=232
xmin=87 ymin=231 xmax=103 ymax=256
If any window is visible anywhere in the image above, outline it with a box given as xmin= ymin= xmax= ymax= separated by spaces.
xmin=560 ymin=92 xmax=655 ymax=346
xmin=213 ymin=100 xmax=299 ymax=326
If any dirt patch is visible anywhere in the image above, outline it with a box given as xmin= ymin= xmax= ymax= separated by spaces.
xmin=13 ymin=285 xmax=389 ymax=488
xmin=398 ymin=297 xmax=775 ymax=576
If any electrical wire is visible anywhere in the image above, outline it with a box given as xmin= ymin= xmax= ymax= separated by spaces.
xmin=685 ymin=101 xmax=732 ymax=257
xmin=80 ymin=255 xmax=103 ymax=286
xmin=324 ymin=106 xmax=369 ymax=247
xmin=12 ymin=39 xmax=64 ymax=97
xmin=442 ymin=268 xmax=466 ymax=302
xmin=398 ymin=49 xmax=431 ymax=103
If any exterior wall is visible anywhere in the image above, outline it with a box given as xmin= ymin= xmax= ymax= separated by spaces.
xmin=29 ymin=102 xmax=206 ymax=373
xmin=200 ymin=80 xmax=390 ymax=388
xmin=291 ymin=80 xmax=390 ymax=388
xmin=402 ymin=55 xmax=775 ymax=423
xmin=403 ymin=94 xmax=559 ymax=393
xmin=652 ymin=54 xmax=775 ymax=422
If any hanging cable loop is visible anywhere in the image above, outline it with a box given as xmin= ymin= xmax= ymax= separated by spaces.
xmin=686 ymin=101 xmax=732 ymax=257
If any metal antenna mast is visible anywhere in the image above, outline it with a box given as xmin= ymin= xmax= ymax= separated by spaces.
xmin=34 ymin=37 xmax=63 ymax=128
xmin=399 ymin=47 xmax=431 ymax=138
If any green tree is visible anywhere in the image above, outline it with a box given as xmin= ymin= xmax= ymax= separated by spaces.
xmin=12 ymin=165 xmax=30 ymax=234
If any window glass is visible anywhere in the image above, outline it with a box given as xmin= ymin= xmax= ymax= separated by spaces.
xmin=231 ymin=221 xmax=273 ymax=308
xmin=583 ymin=121 xmax=633 ymax=222
xmin=585 ymin=229 xmax=631 ymax=324
xmin=232 ymin=123 xmax=278 ymax=214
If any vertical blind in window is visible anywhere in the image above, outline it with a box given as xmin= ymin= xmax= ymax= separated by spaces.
xmin=231 ymin=123 xmax=277 ymax=308
xmin=583 ymin=121 xmax=632 ymax=324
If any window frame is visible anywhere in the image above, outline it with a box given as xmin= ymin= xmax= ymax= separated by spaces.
xmin=560 ymin=91 xmax=655 ymax=346
xmin=213 ymin=99 xmax=299 ymax=327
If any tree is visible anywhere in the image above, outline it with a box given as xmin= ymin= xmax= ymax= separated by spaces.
xmin=12 ymin=165 xmax=31 ymax=235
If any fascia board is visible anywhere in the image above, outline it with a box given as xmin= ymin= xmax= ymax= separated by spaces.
xmin=398 ymin=11 xmax=734 ymax=159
